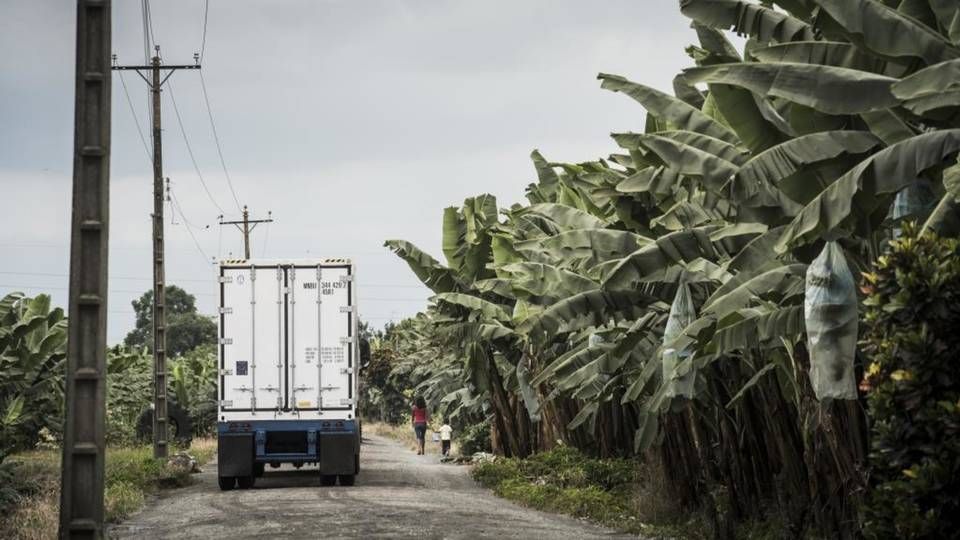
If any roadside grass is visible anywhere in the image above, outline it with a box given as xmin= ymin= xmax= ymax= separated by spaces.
xmin=471 ymin=445 xmax=706 ymax=538
xmin=363 ymin=421 xmax=459 ymax=457
xmin=0 ymin=438 xmax=217 ymax=540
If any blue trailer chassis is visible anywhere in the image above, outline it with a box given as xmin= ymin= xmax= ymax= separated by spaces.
xmin=217 ymin=419 xmax=359 ymax=487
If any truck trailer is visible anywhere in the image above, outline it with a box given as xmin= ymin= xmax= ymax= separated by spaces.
xmin=216 ymin=258 xmax=361 ymax=489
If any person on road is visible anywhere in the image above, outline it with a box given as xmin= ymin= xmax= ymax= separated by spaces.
xmin=439 ymin=420 xmax=453 ymax=457
xmin=412 ymin=396 xmax=429 ymax=455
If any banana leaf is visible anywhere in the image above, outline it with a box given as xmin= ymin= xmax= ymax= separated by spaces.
xmin=684 ymin=62 xmax=899 ymax=115
xmin=679 ymin=0 xmax=816 ymax=43
xmin=633 ymin=134 xmax=740 ymax=194
xmin=891 ymin=58 xmax=960 ymax=99
xmin=603 ymin=227 xmax=722 ymax=289
xmin=518 ymin=289 xmax=660 ymax=341
xmin=814 ymin=0 xmax=960 ymax=66
xmin=534 ymin=229 xmax=652 ymax=268
xmin=385 ymin=239 xmax=462 ymax=293
xmin=431 ymin=293 xmax=511 ymax=323
xmin=598 ymin=73 xmax=740 ymax=144
xmin=734 ymin=131 xmax=881 ymax=208
xmin=500 ymin=262 xmax=598 ymax=304
xmin=521 ymin=203 xmax=605 ymax=230
xmin=615 ymin=130 xmax=749 ymax=165
xmin=777 ymin=129 xmax=960 ymax=251
xmin=750 ymin=41 xmax=887 ymax=72
xmin=708 ymin=305 xmax=805 ymax=357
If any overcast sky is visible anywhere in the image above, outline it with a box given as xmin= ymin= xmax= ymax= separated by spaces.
xmin=1 ymin=1 xmax=698 ymax=343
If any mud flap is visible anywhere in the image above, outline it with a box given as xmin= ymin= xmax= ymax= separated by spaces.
xmin=319 ymin=432 xmax=357 ymax=475
xmin=219 ymin=433 xmax=254 ymax=477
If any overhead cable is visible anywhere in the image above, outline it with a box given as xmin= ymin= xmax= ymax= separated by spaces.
xmin=167 ymin=80 xmax=225 ymax=214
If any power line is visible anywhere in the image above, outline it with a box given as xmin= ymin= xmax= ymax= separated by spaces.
xmin=168 ymin=186 xmax=212 ymax=264
xmin=166 ymin=80 xmax=225 ymax=214
xmin=117 ymin=69 xmax=152 ymax=163
xmin=0 ymin=270 xmax=210 ymax=282
xmin=0 ymin=284 xmax=215 ymax=297
xmin=260 ymin=219 xmax=271 ymax=257
xmin=198 ymin=70 xmax=242 ymax=213
xmin=199 ymin=0 xmax=210 ymax=63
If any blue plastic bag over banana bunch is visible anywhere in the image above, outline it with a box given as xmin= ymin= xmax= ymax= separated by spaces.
xmin=663 ymin=283 xmax=696 ymax=399
xmin=804 ymin=241 xmax=858 ymax=401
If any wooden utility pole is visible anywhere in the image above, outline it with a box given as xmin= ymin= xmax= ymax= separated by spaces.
xmin=220 ymin=206 xmax=273 ymax=259
xmin=60 ymin=0 xmax=111 ymax=537
xmin=112 ymin=48 xmax=199 ymax=459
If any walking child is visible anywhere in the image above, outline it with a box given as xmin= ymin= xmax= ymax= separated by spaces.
xmin=439 ymin=420 xmax=452 ymax=457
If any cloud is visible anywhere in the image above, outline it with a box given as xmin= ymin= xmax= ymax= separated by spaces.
xmin=1 ymin=0 xmax=699 ymax=339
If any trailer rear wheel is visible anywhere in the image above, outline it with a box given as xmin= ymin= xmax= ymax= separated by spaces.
xmin=237 ymin=476 xmax=256 ymax=489
xmin=253 ymin=463 xmax=265 ymax=477
xmin=218 ymin=476 xmax=236 ymax=491
xmin=320 ymin=474 xmax=337 ymax=486
xmin=338 ymin=474 xmax=355 ymax=486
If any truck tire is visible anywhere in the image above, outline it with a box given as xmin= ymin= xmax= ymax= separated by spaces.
xmin=218 ymin=476 xmax=236 ymax=491
xmin=253 ymin=462 xmax=265 ymax=477
xmin=338 ymin=474 xmax=355 ymax=486
xmin=237 ymin=476 xmax=255 ymax=489
xmin=135 ymin=401 xmax=194 ymax=446
xmin=320 ymin=475 xmax=337 ymax=486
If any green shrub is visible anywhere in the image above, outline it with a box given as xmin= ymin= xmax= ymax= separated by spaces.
xmin=470 ymin=446 xmax=644 ymax=533
xmin=472 ymin=458 xmax=523 ymax=487
xmin=105 ymin=480 xmax=145 ymax=523
xmin=457 ymin=420 xmax=492 ymax=455
xmin=861 ymin=225 xmax=960 ymax=539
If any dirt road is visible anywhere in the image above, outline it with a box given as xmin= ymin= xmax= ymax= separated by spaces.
xmin=109 ymin=434 xmax=636 ymax=539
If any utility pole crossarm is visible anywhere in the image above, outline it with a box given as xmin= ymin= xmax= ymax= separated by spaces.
xmin=219 ymin=206 xmax=273 ymax=260
xmin=112 ymin=64 xmax=201 ymax=70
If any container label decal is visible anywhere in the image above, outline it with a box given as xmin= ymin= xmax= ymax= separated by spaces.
xmin=321 ymin=346 xmax=345 ymax=364
xmin=236 ymin=361 xmax=248 ymax=376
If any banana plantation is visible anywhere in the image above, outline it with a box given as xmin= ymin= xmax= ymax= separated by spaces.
xmin=380 ymin=1 xmax=960 ymax=537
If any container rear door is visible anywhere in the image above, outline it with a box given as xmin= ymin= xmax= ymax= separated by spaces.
xmin=287 ymin=264 xmax=354 ymax=413
xmin=220 ymin=265 xmax=284 ymax=413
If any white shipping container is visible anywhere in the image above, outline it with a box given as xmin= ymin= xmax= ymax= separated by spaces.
xmin=215 ymin=258 xmax=361 ymax=489
xmin=218 ymin=258 xmax=357 ymax=421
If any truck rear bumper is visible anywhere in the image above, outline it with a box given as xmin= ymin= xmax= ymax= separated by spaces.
xmin=217 ymin=419 xmax=359 ymax=474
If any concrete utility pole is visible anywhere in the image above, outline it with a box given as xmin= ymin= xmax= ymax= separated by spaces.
xmin=112 ymin=48 xmax=199 ymax=459
xmin=220 ymin=206 xmax=273 ymax=259
xmin=60 ymin=0 xmax=111 ymax=537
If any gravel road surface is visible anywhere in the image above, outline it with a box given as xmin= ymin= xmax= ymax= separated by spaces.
xmin=109 ymin=434 xmax=637 ymax=539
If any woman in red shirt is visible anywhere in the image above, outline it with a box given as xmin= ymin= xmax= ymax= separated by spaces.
xmin=411 ymin=396 xmax=429 ymax=455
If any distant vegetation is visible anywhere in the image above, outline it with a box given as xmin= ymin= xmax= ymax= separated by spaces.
xmin=0 ymin=285 xmax=218 ymax=535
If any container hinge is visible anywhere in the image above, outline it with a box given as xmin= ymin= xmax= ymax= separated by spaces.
xmin=218 ymin=276 xmax=233 ymax=284
xmin=219 ymin=369 xmax=233 ymax=376
xmin=339 ymin=336 xmax=355 ymax=345
xmin=219 ymin=338 xmax=233 ymax=345
xmin=220 ymin=400 xmax=234 ymax=407
xmin=219 ymin=307 xmax=233 ymax=314
xmin=340 ymin=367 xmax=354 ymax=375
